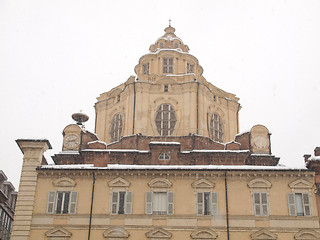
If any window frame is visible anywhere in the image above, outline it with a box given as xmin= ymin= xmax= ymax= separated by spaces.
xmin=110 ymin=191 xmax=133 ymax=215
xmin=288 ymin=192 xmax=312 ymax=216
xmin=252 ymin=192 xmax=269 ymax=216
xmin=210 ymin=113 xmax=223 ymax=142
xmin=110 ymin=113 xmax=123 ymax=142
xmin=163 ymin=58 xmax=173 ymax=74
xmin=46 ymin=191 xmax=78 ymax=214
xmin=155 ymin=104 xmax=177 ymax=136
xmin=187 ymin=62 xmax=194 ymax=73
xmin=196 ymin=192 xmax=218 ymax=216
xmin=143 ymin=63 xmax=149 ymax=75
xmin=145 ymin=192 xmax=174 ymax=215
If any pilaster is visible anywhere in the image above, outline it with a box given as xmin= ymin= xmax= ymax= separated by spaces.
xmin=11 ymin=139 xmax=51 ymax=240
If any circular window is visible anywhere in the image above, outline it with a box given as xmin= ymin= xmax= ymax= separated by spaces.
xmin=210 ymin=113 xmax=223 ymax=142
xmin=110 ymin=113 xmax=123 ymax=142
xmin=155 ymin=104 xmax=177 ymax=136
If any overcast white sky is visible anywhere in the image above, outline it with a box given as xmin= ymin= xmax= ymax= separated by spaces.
xmin=1 ymin=0 xmax=320 ymax=188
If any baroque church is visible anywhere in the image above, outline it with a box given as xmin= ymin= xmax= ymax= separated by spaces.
xmin=11 ymin=25 xmax=320 ymax=240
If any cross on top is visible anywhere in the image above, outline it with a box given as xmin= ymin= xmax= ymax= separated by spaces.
xmin=169 ymin=18 xmax=172 ymax=27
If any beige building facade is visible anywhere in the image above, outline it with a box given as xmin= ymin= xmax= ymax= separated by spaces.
xmin=11 ymin=25 xmax=320 ymax=240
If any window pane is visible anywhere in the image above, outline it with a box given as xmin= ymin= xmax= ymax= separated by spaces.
xmin=211 ymin=113 xmax=223 ymax=142
xmin=63 ymin=192 xmax=70 ymax=214
xmin=153 ymin=192 xmax=167 ymax=215
xmin=261 ymin=193 xmax=267 ymax=204
xmin=204 ymin=193 xmax=210 ymax=215
xmin=254 ymin=193 xmax=260 ymax=204
xmin=295 ymin=193 xmax=304 ymax=216
xmin=118 ymin=192 xmax=125 ymax=214
xmin=255 ymin=205 xmax=261 ymax=215
xmin=110 ymin=113 xmax=122 ymax=142
xmin=56 ymin=192 xmax=63 ymax=214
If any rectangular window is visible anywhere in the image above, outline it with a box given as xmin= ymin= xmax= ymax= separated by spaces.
xmin=110 ymin=191 xmax=133 ymax=214
xmin=288 ymin=192 xmax=312 ymax=216
xmin=163 ymin=58 xmax=173 ymax=74
xmin=145 ymin=192 xmax=174 ymax=215
xmin=46 ymin=191 xmax=78 ymax=214
xmin=253 ymin=192 xmax=269 ymax=216
xmin=196 ymin=192 xmax=218 ymax=215
xmin=143 ymin=63 xmax=149 ymax=74
xmin=187 ymin=63 xmax=194 ymax=73
xmin=164 ymin=84 xmax=168 ymax=92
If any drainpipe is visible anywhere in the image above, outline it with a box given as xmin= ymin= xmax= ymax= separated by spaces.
xmin=225 ymin=171 xmax=230 ymax=240
xmin=88 ymin=171 xmax=96 ymax=240
xmin=196 ymin=82 xmax=199 ymax=135
xmin=132 ymin=81 xmax=136 ymax=135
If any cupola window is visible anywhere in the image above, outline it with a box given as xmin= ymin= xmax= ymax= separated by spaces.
xmin=110 ymin=113 xmax=123 ymax=142
xmin=210 ymin=113 xmax=223 ymax=142
xmin=155 ymin=104 xmax=177 ymax=136
xmin=143 ymin=63 xmax=149 ymax=75
xmin=164 ymin=84 xmax=168 ymax=92
xmin=187 ymin=63 xmax=194 ymax=73
xmin=159 ymin=152 xmax=170 ymax=160
xmin=163 ymin=58 xmax=173 ymax=74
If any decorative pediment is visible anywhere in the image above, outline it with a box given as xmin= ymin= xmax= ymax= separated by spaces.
xmin=103 ymin=226 xmax=129 ymax=239
xmin=248 ymin=178 xmax=271 ymax=191
xmin=191 ymin=228 xmax=218 ymax=239
xmin=53 ymin=177 xmax=76 ymax=188
xmin=148 ymin=178 xmax=172 ymax=190
xmin=45 ymin=226 xmax=72 ymax=239
xmin=294 ymin=229 xmax=320 ymax=239
xmin=108 ymin=177 xmax=131 ymax=188
xmin=192 ymin=179 xmax=215 ymax=190
xmin=251 ymin=229 xmax=277 ymax=240
xmin=146 ymin=227 xmax=172 ymax=239
xmin=289 ymin=179 xmax=313 ymax=190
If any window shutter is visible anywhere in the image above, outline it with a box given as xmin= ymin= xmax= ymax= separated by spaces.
xmin=167 ymin=192 xmax=174 ymax=215
xmin=146 ymin=192 xmax=153 ymax=214
xmin=302 ymin=193 xmax=312 ymax=216
xmin=253 ymin=193 xmax=260 ymax=215
xmin=111 ymin=192 xmax=118 ymax=214
xmin=196 ymin=192 xmax=203 ymax=215
xmin=261 ymin=193 xmax=268 ymax=216
xmin=69 ymin=192 xmax=78 ymax=214
xmin=288 ymin=193 xmax=296 ymax=216
xmin=46 ymin=191 xmax=56 ymax=214
xmin=211 ymin=192 xmax=218 ymax=215
xmin=125 ymin=192 xmax=133 ymax=214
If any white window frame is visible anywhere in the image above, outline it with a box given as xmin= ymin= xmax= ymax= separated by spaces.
xmin=163 ymin=58 xmax=173 ymax=74
xmin=187 ymin=63 xmax=194 ymax=73
xmin=155 ymin=104 xmax=177 ymax=136
xmin=110 ymin=191 xmax=133 ymax=215
xmin=252 ymin=192 xmax=269 ymax=216
xmin=145 ymin=192 xmax=174 ymax=215
xmin=288 ymin=192 xmax=312 ymax=216
xmin=159 ymin=152 xmax=170 ymax=160
xmin=143 ymin=63 xmax=149 ymax=75
xmin=196 ymin=192 xmax=218 ymax=216
xmin=110 ymin=113 xmax=123 ymax=142
xmin=210 ymin=113 xmax=223 ymax=142
xmin=46 ymin=191 xmax=78 ymax=214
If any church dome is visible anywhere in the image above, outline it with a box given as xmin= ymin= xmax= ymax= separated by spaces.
xmin=134 ymin=25 xmax=203 ymax=81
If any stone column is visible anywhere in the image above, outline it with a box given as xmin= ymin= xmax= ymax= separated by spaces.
xmin=11 ymin=139 xmax=51 ymax=240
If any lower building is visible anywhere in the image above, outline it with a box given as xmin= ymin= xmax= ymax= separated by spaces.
xmin=0 ymin=170 xmax=17 ymax=240
xmin=11 ymin=133 xmax=320 ymax=240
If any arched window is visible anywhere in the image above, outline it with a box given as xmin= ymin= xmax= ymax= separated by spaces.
xmin=210 ymin=113 xmax=223 ymax=142
xmin=110 ymin=113 xmax=122 ymax=142
xmin=155 ymin=104 xmax=176 ymax=136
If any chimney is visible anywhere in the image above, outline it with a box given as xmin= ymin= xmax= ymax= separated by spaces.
xmin=304 ymin=154 xmax=311 ymax=163
xmin=314 ymin=147 xmax=320 ymax=156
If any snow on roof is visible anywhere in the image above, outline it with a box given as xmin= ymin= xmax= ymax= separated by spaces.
xmin=181 ymin=150 xmax=250 ymax=154
xmin=81 ymin=149 xmax=149 ymax=153
xmin=235 ymin=131 xmax=250 ymax=137
xmin=39 ymin=164 xmax=308 ymax=171
xmin=149 ymin=141 xmax=180 ymax=145
xmin=87 ymin=140 xmax=107 ymax=146
xmin=57 ymin=151 xmax=80 ymax=155
xmin=308 ymin=156 xmax=320 ymax=161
